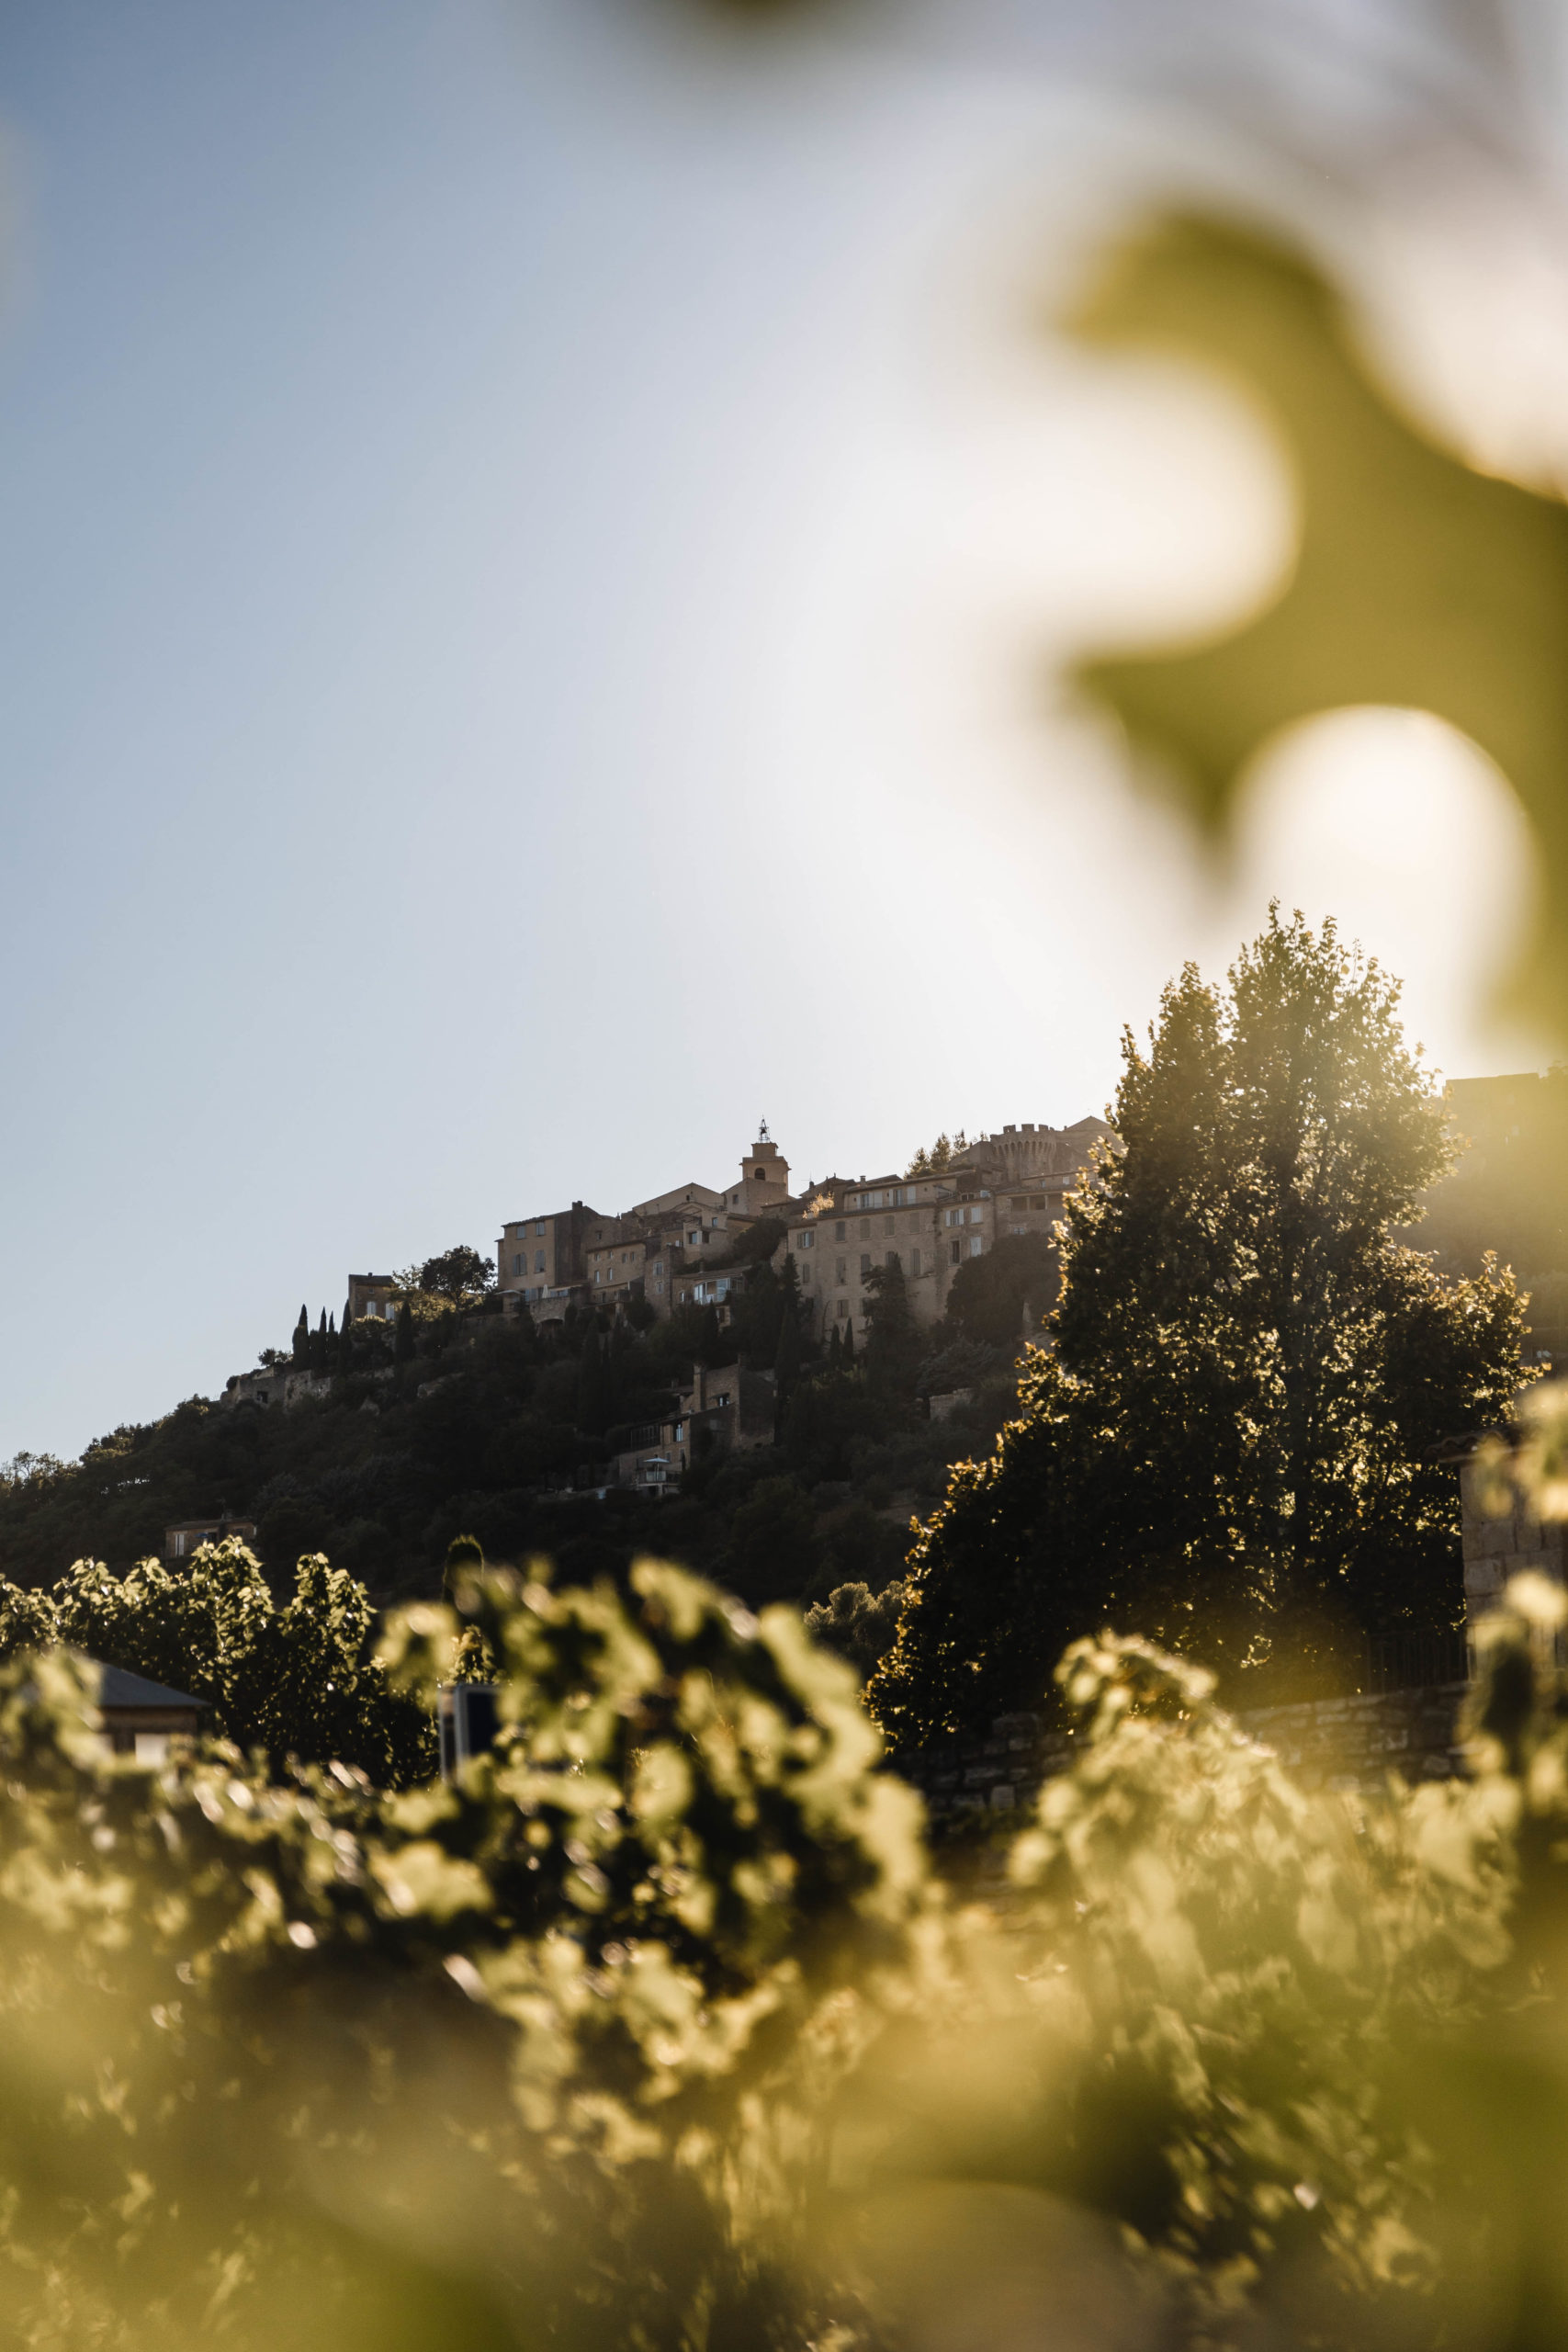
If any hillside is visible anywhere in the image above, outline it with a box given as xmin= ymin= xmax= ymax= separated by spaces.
xmin=0 ymin=1243 xmax=1044 ymax=1623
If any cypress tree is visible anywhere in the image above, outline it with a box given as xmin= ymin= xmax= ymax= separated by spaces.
xmin=863 ymin=1261 xmax=920 ymax=1397
xmin=827 ymin=1323 xmax=843 ymax=1369
xmin=773 ymin=1286 xmax=802 ymax=1432
xmin=578 ymin=1323 xmax=608 ymax=1437
xmin=841 ymin=1315 xmax=856 ymax=1366
xmin=292 ymin=1306 xmax=309 ymax=1367
xmin=394 ymin=1300 xmax=414 ymax=1366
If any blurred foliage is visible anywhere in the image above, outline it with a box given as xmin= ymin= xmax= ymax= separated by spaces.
xmin=871 ymin=911 xmax=1526 ymax=1743
xmin=1068 ymin=209 xmax=1568 ymax=1035
xmin=12 ymin=1544 xmax=1568 ymax=2345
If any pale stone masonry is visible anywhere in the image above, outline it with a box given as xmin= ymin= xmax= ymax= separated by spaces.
xmin=784 ymin=1119 xmax=1113 ymax=1348
xmin=897 ymin=1683 xmax=1474 ymax=1826
xmin=1460 ymin=1452 xmax=1568 ymax=1625
xmin=496 ymin=1115 xmax=1111 ymax=1338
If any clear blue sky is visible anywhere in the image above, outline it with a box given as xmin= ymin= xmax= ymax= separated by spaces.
xmin=0 ymin=1 xmax=1544 ymax=1463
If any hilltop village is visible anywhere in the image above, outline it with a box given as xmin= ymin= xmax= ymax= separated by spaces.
xmin=3 ymin=1074 xmax=1553 ymax=1632
xmin=218 ymin=1114 xmax=1112 ymax=1477
xmin=0 ymin=1116 xmax=1112 ymax=1617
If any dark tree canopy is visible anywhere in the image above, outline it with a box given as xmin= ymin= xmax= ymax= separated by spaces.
xmin=870 ymin=911 xmax=1528 ymax=1745
xmin=414 ymin=1245 xmax=497 ymax=1303
xmin=944 ymin=1230 xmax=1061 ymax=1350
xmin=862 ymin=1261 xmax=922 ymax=1397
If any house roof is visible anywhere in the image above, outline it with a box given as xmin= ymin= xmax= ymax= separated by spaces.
xmin=93 ymin=1660 xmax=209 ymax=1713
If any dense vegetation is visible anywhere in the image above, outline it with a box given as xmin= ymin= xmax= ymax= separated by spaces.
xmin=1 ymin=1504 xmax=1567 ymax=2348
xmin=872 ymin=914 xmax=1526 ymax=1743
xmin=0 ymin=1541 xmax=434 ymax=1784
xmin=0 ymin=1229 xmax=1048 ymax=1634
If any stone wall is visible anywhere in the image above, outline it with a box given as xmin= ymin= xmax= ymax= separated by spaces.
xmin=896 ymin=1681 xmax=1472 ymax=1825
xmin=1461 ymin=1453 xmax=1568 ymax=1623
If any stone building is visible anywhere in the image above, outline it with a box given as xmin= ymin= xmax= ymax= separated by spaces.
xmin=509 ymin=1129 xmax=798 ymax=1326
xmin=784 ymin=1169 xmax=972 ymax=1344
xmin=165 ymin=1516 xmax=258 ymax=1558
xmin=606 ymin=1364 xmax=776 ymax=1494
xmin=781 ymin=1117 xmax=1111 ymax=1346
xmin=496 ymin=1119 xmax=1101 ymax=1339
xmin=344 ymin=1272 xmax=400 ymax=1325
xmin=496 ymin=1201 xmax=603 ymax=1318
xmin=951 ymin=1118 xmax=1113 ymax=1204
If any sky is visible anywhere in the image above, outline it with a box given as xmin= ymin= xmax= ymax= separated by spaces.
xmin=0 ymin=0 xmax=1560 ymax=1462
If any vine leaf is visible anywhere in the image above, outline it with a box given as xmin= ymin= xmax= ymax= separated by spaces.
xmin=1066 ymin=212 xmax=1568 ymax=1031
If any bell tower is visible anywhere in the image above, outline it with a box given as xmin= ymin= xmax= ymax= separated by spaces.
xmin=734 ymin=1120 xmax=789 ymax=1215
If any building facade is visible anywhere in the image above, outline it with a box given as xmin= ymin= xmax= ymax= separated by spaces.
xmin=496 ymin=1201 xmax=603 ymax=1317
xmin=776 ymin=1118 xmax=1111 ymax=1346
xmin=501 ymin=1129 xmax=801 ymax=1325
xmin=344 ymin=1273 xmax=401 ymax=1324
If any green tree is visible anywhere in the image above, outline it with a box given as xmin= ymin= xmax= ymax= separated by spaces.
xmin=4 ymin=1540 xmax=434 ymax=1781
xmin=414 ymin=1245 xmax=497 ymax=1304
xmin=695 ymin=1303 xmax=726 ymax=1369
xmin=871 ymin=911 xmax=1528 ymax=1744
xmin=773 ymin=1258 xmax=804 ymax=1419
xmin=291 ymin=1304 xmax=308 ymax=1366
xmin=726 ymin=1475 xmax=821 ymax=1603
xmin=944 ymin=1229 xmax=1059 ymax=1349
xmin=862 ymin=1260 xmax=921 ymax=1397
xmin=577 ymin=1323 xmax=609 ymax=1438
xmin=906 ymin=1131 xmax=963 ymax=1177
xmin=805 ymin=1577 xmax=909 ymax=1677
xmin=730 ymin=1257 xmax=784 ymax=1366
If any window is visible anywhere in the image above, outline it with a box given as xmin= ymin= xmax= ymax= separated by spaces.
xmin=535 ymin=1221 xmax=545 ymax=1237
xmin=970 ymin=1235 xmax=983 ymax=1257
xmin=689 ymin=1230 xmax=700 ymax=1245
xmin=536 ymin=1251 xmax=546 ymax=1273
xmin=654 ymin=1261 xmax=664 ymax=1275
xmin=715 ymin=1392 xmax=730 ymax=1408
xmin=883 ymin=1216 xmax=894 ymax=1237
xmin=1030 ymin=1195 xmax=1048 ymax=1211
xmin=859 ymin=1253 xmax=871 ymax=1275
xmin=911 ymin=1248 xmax=922 ymax=1277
xmin=655 ymin=1280 xmax=665 ymax=1295
xmin=836 ymin=1259 xmax=847 ymax=1282
xmin=835 ymin=1298 xmax=849 ymax=1318
xmin=950 ymin=1238 xmax=961 ymax=1265
xmin=886 ymin=1249 xmax=899 ymax=1270
xmin=1010 ymin=1196 xmax=1028 ymax=1211
xmin=513 ymin=1252 xmax=524 ymax=1277
xmin=835 ymin=1221 xmax=846 ymax=1242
